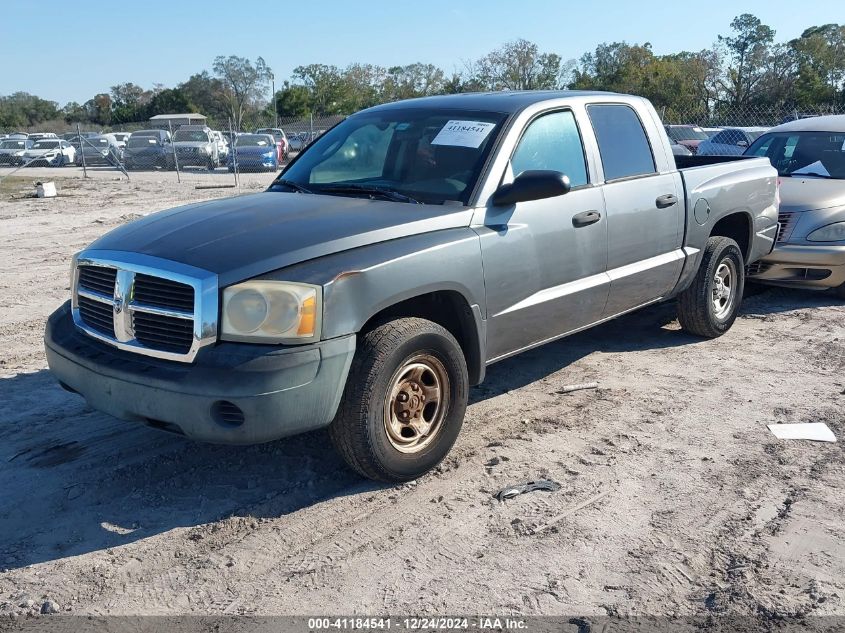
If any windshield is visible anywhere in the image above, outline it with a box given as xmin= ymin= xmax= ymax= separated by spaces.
xmin=173 ymin=130 xmax=208 ymax=142
xmin=1 ymin=141 xmax=26 ymax=149
xmin=747 ymin=131 xmax=845 ymax=179
xmin=272 ymin=109 xmax=507 ymax=205
xmin=668 ymin=126 xmax=708 ymax=141
xmin=127 ymin=136 xmax=160 ymax=147
xmin=32 ymin=141 xmax=59 ymax=149
xmin=256 ymin=128 xmax=283 ymax=140
xmin=236 ymin=135 xmax=272 ymax=147
xmin=86 ymin=138 xmax=109 ymax=147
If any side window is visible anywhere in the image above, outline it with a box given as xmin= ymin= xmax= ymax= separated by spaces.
xmin=587 ymin=104 xmax=656 ymax=181
xmin=510 ymin=111 xmax=588 ymax=187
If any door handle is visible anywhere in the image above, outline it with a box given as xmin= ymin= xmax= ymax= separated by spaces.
xmin=656 ymin=193 xmax=678 ymax=208
xmin=572 ymin=210 xmax=602 ymax=228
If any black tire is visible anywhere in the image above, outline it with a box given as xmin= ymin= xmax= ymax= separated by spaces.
xmin=834 ymin=283 xmax=845 ymax=300
xmin=329 ymin=317 xmax=468 ymax=482
xmin=677 ymin=236 xmax=745 ymax=338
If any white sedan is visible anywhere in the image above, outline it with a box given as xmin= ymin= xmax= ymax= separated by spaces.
xmin=19 ymin=139 xmax=77 ymax=166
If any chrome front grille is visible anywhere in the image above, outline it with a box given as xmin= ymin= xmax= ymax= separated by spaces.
xmin=776 ymin=212 xmax=797 ymax=243
xmin=71 ymin=252 xmax=218 ymax=362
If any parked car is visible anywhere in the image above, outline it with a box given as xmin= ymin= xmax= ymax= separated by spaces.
xmin=171 ymin=125 xmax=220 ymax=169
xmin=76 ymin=134 xmax=122 ymax=166
xmin=123 ymin=130 xmax=173 ymax=170
xmin=227 ymin=133 xmax=278 ymax=172
xmin=45 ymin=91 xmax=777 ymax=482
xmin=211 ymin=131 xmax=229 ymax=162
xmin=702 ymin=127 xmax=723 ymax=138
xmin=112 ymin=132 xmax=131 ymax=152
xmin=286 ymin=132 xmax=306 ymax=152
xmin=745 ymin=115 xmax=845 ymax=297
xmin=19 ymin=139 xmax=76 ymax=166
xmin=254 ymin=127 xmax=288 ymax=160
xmin=697 ymin=127 xmax=768 ymax=156
xmin=665 ymin=125 xmax=709 ymax=154
xmin=0 ymin=138 xmax=32 ymax=164
xmin=26 ymin=132 xmax=58 ymax=143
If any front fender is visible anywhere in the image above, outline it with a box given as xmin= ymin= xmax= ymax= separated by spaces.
xmin=258 ymin=227 xmax=488 ymax=371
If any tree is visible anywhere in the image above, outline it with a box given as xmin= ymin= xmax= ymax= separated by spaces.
xmin=470 ymin=39 xmax=564 ymax=90
xmin=0 ymin=92 xmax=61 ymax=129
xmin=110 ymin=82 xmax=152 ymax=123
xmin=179 ymin=72 xmax=228 ymax=123
xmin=292 ymin=64 xmax=348 ymax=115
xmin=212 ymin=55 xmax=272 ymax=129
xmin=717 ymin=14 xmax=776 ymax=106
xmin=790 ymin=24 xmax=845 ymax=107
xmin=147 ymin=88 xmax=194 ymax=118
xmin=382 ymin=63 xmax=446 ymax=101
xmin=274 ymin=83 xmax=311 ymax=118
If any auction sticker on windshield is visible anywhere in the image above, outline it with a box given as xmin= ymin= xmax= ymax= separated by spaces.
xmin=431 ymin=120 xmax=496 ymax=148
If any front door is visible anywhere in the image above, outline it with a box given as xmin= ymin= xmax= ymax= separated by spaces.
xmin=479 ymin=109 xmax=609 ymax=362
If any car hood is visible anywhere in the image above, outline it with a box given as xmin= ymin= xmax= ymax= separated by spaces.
xmin=234 ymin=146 xmax=274 ymax=154
xmin=24 ymin=148 xmax=58 ymax=156
xmin=88 ymin=191 xmax=475 ymax=286
xmin=778 ymin=177 xmax=845 ymax=213
xmin=173 ymin=141 xmax=210 ymax=148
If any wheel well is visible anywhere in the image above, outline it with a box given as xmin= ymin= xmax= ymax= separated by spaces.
xmin=710 ymin=213 xmax=751 ymax=262
xmin=361 ymin=291 xmax=483 ymax=385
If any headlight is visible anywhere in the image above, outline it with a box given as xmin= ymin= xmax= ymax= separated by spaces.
xmin=13 ymin=150 xmax=24 ymax=156
xmin=198 ymin=145 xmax=209 ymax=154
xmin=221 ymin=280 xmax=320 ymax=343
xmin=101 ymin=149 xmax=108 ymax=157
xmin=263 ymin=150 xmax=275 ymax=158
xmin=807 ymin=222 xmax=845 ymax=243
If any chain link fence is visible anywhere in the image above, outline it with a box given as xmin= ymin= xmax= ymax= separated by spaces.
xmin=0 ymin=113 xmax=345 ymax=187
xmin=3 ymin=102 xmax=845 ymax=185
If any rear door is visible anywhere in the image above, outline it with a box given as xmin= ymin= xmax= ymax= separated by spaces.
xmin=479 ymin=109 xmax=609 ymax=361
xmin=586 ymin=103 xmax=684 ymax=317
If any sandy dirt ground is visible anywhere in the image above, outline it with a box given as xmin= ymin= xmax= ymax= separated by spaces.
xmin=0 ymin=172 xmax=843 ymax=624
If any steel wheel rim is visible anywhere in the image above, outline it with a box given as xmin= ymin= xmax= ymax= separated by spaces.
xmin=712 ymin=259 xmax=737 ymax=320
xmin=383 ymin=354 xmax=449 ymax=454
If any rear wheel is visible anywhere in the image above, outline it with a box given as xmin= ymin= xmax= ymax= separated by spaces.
xmin=677 ymin=236 xmax=745 ymax=338
xmin=329 ymin=317 xmax=468 ymax=482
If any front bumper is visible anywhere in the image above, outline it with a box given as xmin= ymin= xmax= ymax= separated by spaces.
xmin=45 ymin=302 xmax=356 ymax=444
xmin=750 ymin=244 xmax=845 ymax=290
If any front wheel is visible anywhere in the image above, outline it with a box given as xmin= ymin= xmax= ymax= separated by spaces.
xmin=329 ymin=317 xmax=468 ymax=482
xmin=677 ymin=236 xmax=745 ymax=338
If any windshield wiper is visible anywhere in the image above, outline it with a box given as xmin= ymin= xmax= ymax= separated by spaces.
xmin=272 ymin=179 xmax=315 ymax=194
xmin=317 ymin=184 xmax=421 ymax=204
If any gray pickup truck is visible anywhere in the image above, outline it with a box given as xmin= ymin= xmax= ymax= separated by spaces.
xmin=45 ymin=91 xmax=779 ymax=482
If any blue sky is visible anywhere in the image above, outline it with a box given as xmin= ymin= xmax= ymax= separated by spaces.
xmin=3 ymin=0 xmax=842 ymax=105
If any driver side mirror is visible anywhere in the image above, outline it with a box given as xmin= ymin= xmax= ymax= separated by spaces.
xmin=491 ymin=170 xmax=571 ymax=206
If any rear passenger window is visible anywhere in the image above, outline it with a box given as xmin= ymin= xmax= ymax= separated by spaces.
xmin=588 ymin=104 xmax=656 ymax=181
xmin=511 ymin=111 xmax=588 ymax=187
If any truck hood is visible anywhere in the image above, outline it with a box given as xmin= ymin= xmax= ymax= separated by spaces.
xmin=88 ymin=191 xmax=475 ymax=286
xmin=779 ymin=177 xmax=845 ymax=213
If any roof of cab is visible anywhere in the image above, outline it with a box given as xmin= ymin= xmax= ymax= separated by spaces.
xmin=768 ymin=114 xmax=845 ymax=134
xmin=364 ymin=90 xmax=625 ymax=115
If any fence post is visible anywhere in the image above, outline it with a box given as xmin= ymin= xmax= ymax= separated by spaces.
xmin=309 ymin=112 xmax=314 ymax=143
xmin=168 ymin=121 xmax=180 ymax=183
xmin=77 ymin=123 xmax=88 ymax=178
xmin=229 ymin=117 xmax=239 ymax=191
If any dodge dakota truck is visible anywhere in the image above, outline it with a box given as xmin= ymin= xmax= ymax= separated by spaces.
xmin=45 ymin=91 xmax=779 ymax=482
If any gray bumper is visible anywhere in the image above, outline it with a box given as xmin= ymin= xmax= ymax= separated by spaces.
xmin=750 ymin=244 xmax=845 ymax=290
xmin=45 ymin=302 xmax=356 ymax=444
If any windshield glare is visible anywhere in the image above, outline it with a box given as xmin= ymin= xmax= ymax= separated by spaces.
xmin=1 ymin=141 xmax=26 ymax=149
xmin=668 ymin=126 xmax=708 ymax=141
xmin=747 ymin=131 xmax=845 ymax=179
xmin=173 ymin=130 xmax=208 ymax=142
xmin=273 ymin=109 xmax=507 ymax=204
xmin=236 ymin=135 xmax=271 ymax=147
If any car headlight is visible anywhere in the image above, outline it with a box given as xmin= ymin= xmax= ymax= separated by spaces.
xmin=807 ymin=222 xmax=845 ymax=243
xmin=13 ymin=150 xmax=24 ymax=156
xmin=221 ymin=280 xmax=320 ymax=343
xmin=263 ymin=150 xmax=275 ymax=158
xmin=198 ymin=146 xmax=209 ymax=154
